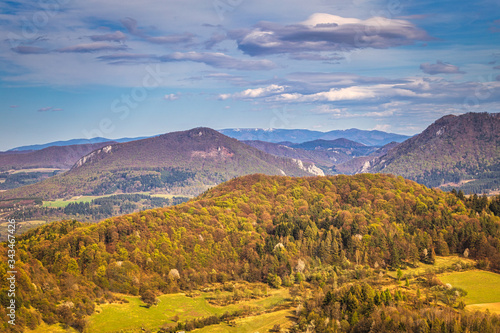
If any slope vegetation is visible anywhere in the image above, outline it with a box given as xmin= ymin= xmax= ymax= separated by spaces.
xmin=369 ymin=112 xmax=500 ymax=193
xmin=1 ymin=173 xmax=500 ymax=331
xmin=0 ymin=128 xmax=319 ymax=199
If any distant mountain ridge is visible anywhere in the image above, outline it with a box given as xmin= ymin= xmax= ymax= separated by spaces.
xmin=5 ymin=128 xmax=409 ymax=152
xmin=0 ymin=127 xmax=322 ymax=199
xmin=242 ymin=140 xmax=351 ymax=170
xmin=7 ymin=136 xmax=150 ymax=152
xmin=243 ymin=138 xmax=381 ymax=173
xmin=367 ymin=112 xmax=500 ymax=193
xmin=286 ymin=138 xmax=367 ymax=150
xmin=220 ymin=128 xmax=410 ymax=146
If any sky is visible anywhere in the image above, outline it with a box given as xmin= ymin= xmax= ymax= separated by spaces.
xmin=1 ymin=0 xmax=499 ymax=151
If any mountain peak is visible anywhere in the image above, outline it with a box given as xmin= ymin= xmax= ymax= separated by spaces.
xmin=368 ymin=112 xmax=500 ymax=193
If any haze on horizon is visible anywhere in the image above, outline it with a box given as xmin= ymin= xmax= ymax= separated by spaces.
xmin=1 ymin=0 xmax=499 ymax=151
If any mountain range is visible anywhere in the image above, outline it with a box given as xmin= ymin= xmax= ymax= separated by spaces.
xmin=5 ymin=128 xmax=409 ymax=152
xmin=242 ymin=138 xmax=384 ymax=171
xmin=1 ymin=112 xmax=499 ymax=197
xmin=0 ymin=127 xmax=322 ymax=200
xmin=219 ymin=128 xmax=410 ymax=146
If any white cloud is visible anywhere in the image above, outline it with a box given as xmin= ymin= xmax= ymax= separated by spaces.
xmin=219 ymin=84 xmax=287 ymax=100
xmin=372 ymin=124 xmax=391 ymax=131
xmin=272 ymin=83 xmax=425 ymax=102
xmin=232 ymin=13 xmax=432 ymax=56
xmin=311 ymin=105 xmax=346 ymax=114
xmin=164 ymin=93 xmax=180 ymax=101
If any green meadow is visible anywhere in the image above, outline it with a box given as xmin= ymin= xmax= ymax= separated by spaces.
xmin=84 ymin=289 xmax=290 ymax=333
xmin=439 ymin=270 xmax=500 ymax=313
xmin=194 ymin=309 xmax=295 ymax=332
xmin=42 ymin=195 xmax=109 ymax=208
xmin=386 ymin=255 xmax=475 ymax=279
xmin=42 ymin=192 xmax=186 ymax=208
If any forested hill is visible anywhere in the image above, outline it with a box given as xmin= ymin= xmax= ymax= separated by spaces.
xmin=368 ymin=112 xmax=500 ymax=193
xmin=0 ymin=127 xmax=319 ymax=200
xmin=1 ymin=173 xmax=500 ymax=331
xmin=0 ymin=142 xmax=115 ymax=171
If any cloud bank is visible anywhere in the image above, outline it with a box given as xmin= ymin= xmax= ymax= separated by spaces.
xmin=231 ymin=13 xmax=433 ymax=56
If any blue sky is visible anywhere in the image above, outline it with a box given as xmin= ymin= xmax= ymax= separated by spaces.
xmin=1 ymin=0 xmax=499 ymax=151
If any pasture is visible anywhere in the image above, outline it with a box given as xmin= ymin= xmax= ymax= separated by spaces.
xmin=439 ymin=270 xmax=500 ymax=314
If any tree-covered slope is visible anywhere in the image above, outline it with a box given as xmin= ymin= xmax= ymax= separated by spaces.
xmin=0 ymin=142 xmax=117 ymax=172
xmin=242 ymin=140 xmax=352 ymax=169
xmin=1 ymin=173 xmax=500 ymax=331
xmin=0 ymin=128 xmax=319 ymax=199
xmin=369 ymin=112 xmax=500 ymax=193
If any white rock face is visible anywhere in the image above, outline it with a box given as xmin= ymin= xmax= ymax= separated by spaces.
xmin=307 ymin=164 xmax=325 ymax=176
xmin=73 ymin=145 xmax=113 ymax=169
xmin=292 ymin=158 xmax=325 ymax=176
xmin=361 ymin=160 xmax=371 ymax=173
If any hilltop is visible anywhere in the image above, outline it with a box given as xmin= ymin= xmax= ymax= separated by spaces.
xmin=367 ymin=112 xmax=500 ymax=193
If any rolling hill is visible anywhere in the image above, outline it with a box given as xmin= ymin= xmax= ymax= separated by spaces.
xmin=1 ymin=173 xmax=500 ymax=332
xmin=367 ymin=112 xmax=500 ymax=193
xmin=0 ymin=127 xmax=322 ymax=199
xmin=0 ymin=142 xmax=117 ymax=190
xmin=0 ymin=142 xmax=115 ymax=171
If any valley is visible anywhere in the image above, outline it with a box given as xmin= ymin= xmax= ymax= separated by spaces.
xmin=0 ymin=192 xmax=189 ymax=241
xmin=22 ymin=255 xmax=500 ymax=333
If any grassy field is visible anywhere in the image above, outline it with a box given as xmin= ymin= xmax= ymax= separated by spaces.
xmin=43 ymin=195 xmax=108 ymax=208
xmin=42 ymin=192 xmax=188 ymax=208
xmin=8 ymin=167 xmax=64 ymax=174
xmin=387 ymin=255 xmax=475 ymax=279
xmin=439 ymin=270 xmax=500 ymax=305
xmin=84 ymin=289 xmax=290 ymax=333
xmin=194 ymin=309 xmax=295 ymax=332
